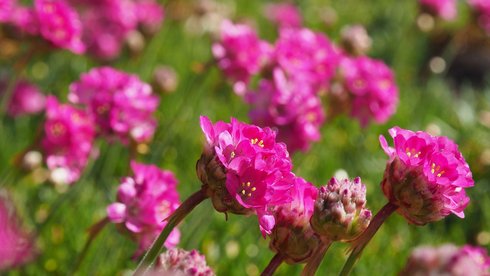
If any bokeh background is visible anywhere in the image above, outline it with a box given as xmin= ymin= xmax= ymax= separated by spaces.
xmin=1 ymin=0 xmax=490 ymax=275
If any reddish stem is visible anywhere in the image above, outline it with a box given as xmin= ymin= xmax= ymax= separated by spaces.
xmin=261 ymin=253 xmax=285 ymax=276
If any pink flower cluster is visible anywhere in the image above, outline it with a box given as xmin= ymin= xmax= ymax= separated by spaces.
xmin=200 ymin=116 xmax=296 ymax=234
xmin=69 ymin=67 xmax=160 ymax=144
xmin=401 ymin=244 xmax=490 ymax=275
xmin=1 ymin=0 xmax=164 ymax=57
xmin=41 ymin=96 xmax=95 ymax=184
xmin=468 ymin=0 xmax=490 ymax=32
xmin=336 ymin=56 xmax=399 ymax=127
xmin=0 ymin=195 xmax=35 ymax=271
xmin=107 ymin=161 xmax=180 ymax=256
xmin=264 ymin=3 xmax=302 ymax=29
xmin=419 ymin=0 xmax=457 ymax=20
xmin=5 ymin=80 xmax=46 ymax=117
xmin=156 ymin=248 xmax=215 ymax=276
xmin=379 ymin=127 xmax=474 ymax=224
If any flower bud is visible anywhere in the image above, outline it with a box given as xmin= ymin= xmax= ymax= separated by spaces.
xmin=310 ymin=177 xmax=372 ymax=242
xmin=155 ymin=248 xmax=215 ymax=276
xmin=340 ymin=25 xmax=372 ymax=56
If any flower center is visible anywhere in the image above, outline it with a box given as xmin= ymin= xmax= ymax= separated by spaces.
xmin=405 ymin=147 xmax=421 ymax=158
xmin=50 ymin=122 xmax=66 ymax=137
xmin=250 ymin=138 xmax=264 ymax=148
xmin=240 ymin=181 xmax=257 ymax=197
xmin=431 ymin=163 xmax=445 ymax=177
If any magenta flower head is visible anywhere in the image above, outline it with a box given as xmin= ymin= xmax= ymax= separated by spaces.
xmin=69 ymin=67 xmax=159 ymax=144
xmin=135 ymin=0 xmax=165 ymax=33
xmin=0 ymin=193 xmax=35 ymax=270
xmin=41 ymin=96 xmax=95 ymax=185
xmin=274 ymin=28 xmax=340 ymax=90
xmin=34 ymin=0 xmax=85 ymax=54
xmin=264 ymin=3 xmax=302 ymax=29
xmin=6 ymin=80 xmax=46 ymax=117
xmin=155 ymin=248 xmax=215 ymax=276
xmin=107 ymin=161 xmax=181 ymax=256
xmin=310 ymin=177 xmax=372 ymax=242
xmin=247 ymin=68 xmax=326 ymax=153
xmin=419 ymin=0 xmax=457 ymax=21
xmin=335 ymin=55 xmax=399 ymax=127
xmin=379 ymin=126 xmax=474 ymax=225
xmin=268 ymin=177 xmax=321 ymax=264
xmin=197 ymin=116 xmax=295 ymax=234
xmin=212 ymin=20 xmax=271 ymax=95
xmin=400 ymin=244 xmax=490 ymax=276
xmin=468 ymin=0 xmax=490 ymax=33
xmin=0 ymin=0 xmax=15 ymax=22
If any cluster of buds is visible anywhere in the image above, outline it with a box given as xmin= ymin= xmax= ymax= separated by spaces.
xmin=155 ymin=248 xmax=215 ymax=276
xmin=400 ymin=244 xmax=490 ymax=275
xmin=310 ymin=177 xmax=372 ymax=242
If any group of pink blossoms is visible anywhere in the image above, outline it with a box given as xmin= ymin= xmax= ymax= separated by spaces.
xmin=212 ymin=16 xmax=399 ymax=152
xmin=0 ymin=0 xmax=164 ymax=58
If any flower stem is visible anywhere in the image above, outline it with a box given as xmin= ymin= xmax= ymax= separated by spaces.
xmin=301 ymin=240 xmax=332 ymax=276
xmin=71 ymin=217 xmax=109 ymax=273
xmin=261 ymin=253 xmax=284 ymax=276
xmin=133 ymin=188 xmax=208 ymax=275
xmin=340 ymin=202 xmax=397 ymax=276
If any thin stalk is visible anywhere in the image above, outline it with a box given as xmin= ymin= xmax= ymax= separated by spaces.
xmin=261 ymin=253 xmax=285 ymax=276
xmin=301 ymin=240 xmax=332 ymax=276
xmin=340 ymin=202 xmax=398 ymax=276
xmin=133 ymin=188 xmax=208 ymax=275
xmin=71 ymin=217 xmax=110 ymax=274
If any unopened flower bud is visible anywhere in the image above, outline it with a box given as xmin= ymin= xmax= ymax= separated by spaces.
xmin=340 ymin=25 xmax=372 ymax=56
xmin=153 ymin=65 xmax=179 ymax=93
xmin=310 ymin=177 xmax=372 ymax=242
xmin=155 ymin=248 xmax=215 ymax=276
xmin=22 ymin=151 xmax=43 ymax=171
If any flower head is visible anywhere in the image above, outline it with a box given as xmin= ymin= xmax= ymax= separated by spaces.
xmin=0 ymin=0 xmax=15 ymax=22
xmin=264 ymin=3 xmax=302 ymax=29
xmin=419 ymin=0 xmax=457 ymax=20
xmin=468 ymin=0 xmax=490 ymax=33
xmin=310 ymin=177 xmax=372 ymax=242
xmin=69 ymin=67 xmax=159 ymax=144
xmin=107 ymin=161 xmax=180 ymax=256
xmin=155 ymin=248 xmax=215 ymax=276
xmin=41 ymin=96 xmax=95 ymax=184
xmin=379 ymin=127 xmax=474 ymax=225
xmin=197 ymin=116 xmax=295 ymax=233
xmin=340 ymin=25 xmax=372 ymax=56
xmin=400 ymin=244 xmax=490 ymax=276
xmin=6 ymin=80 xmax=46 ymax=117
xmin=0 ymin=193 xmax=35 ymax=270
xmin=247 ymin=68 xmax=325 ymax=152
xmin=212 ymin=20 xmax=271 ymax=94
xmin=268 ymin=177 xmax=321 ymax=264
xmin=34 ymin=0 xmax=85 ymax=54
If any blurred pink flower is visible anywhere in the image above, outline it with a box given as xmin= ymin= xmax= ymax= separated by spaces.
xmin=107 ymin=161 xmax=180 ymax=256
xmin=9 ymin=6 xmax=39 ymax=35
xmin=7 ymin=81 xmax=46 ymax=117
xmin=0 ymin=0 xmax=15 ymax=22
xmin=34 ymin=0 xmax=85 ymax=54
xmin=0 ymin=195 xmax=35 ymax=270
xmin=135 ymin=0 xmax=165 ymax=32
xmin=264 ymin=3 xmax=302 ymax=29
xmin=338 ymin=55 xmax=398 ymax=127
xmin=156 ymin=248 xmax=215 ymax=276
xmin=468 ymin=0 xmax=490 ymax=32
xmin=379 ymin=127 xmax=474 ymax=225
xmin=199 ymin=116 xmax=295 ymax=234
xmin=41 ymin=96 xmax=95 ymax=184
xmin=400 ymin=244 xmax=490 ymax=275
xmin=247 ymin=68 xmax=325 ymax=152
xmin=274 ymin=28 xmax=340 ymax=90
xmin=419 ymin=0 xmax=457 ymax=20
xmin=69 ymin=67 xmax=159 ymax=144
xmin=212 ymin=20 xmax=272 ymax=95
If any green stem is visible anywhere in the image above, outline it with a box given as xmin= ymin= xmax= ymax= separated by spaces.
xmin=301 ymin=240 xmax=332 ymax=276
xmin=261 ymin=253 xmax=284 ymax=276
xmin=71 ymin=217 xmax=109 ymax=274
xmin=340 ymin=202 xmax=398 ymax=276
xmin=133 ymin=188 xmax=208 ymax=275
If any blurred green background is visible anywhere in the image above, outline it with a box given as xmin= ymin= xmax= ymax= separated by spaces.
xmin=1 ymin=0 xmax=490 ymax=275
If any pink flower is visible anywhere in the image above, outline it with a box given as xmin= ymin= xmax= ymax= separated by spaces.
xmin=198 ymin=116 xmax=295 ymax=233
xmin=156 ymin=248 xmax=214 ymax=276
xmin=0 ymin=195 xmax=35 ymax=271
xmin=107 ymin=161 xmax=180 ymax=256
xmin=69 ymin=67 xmax=159 ymax=144
xmin=247 ymin=68 xmax=326 ymax=152
xmin=135 ymin=0 xmax=165 ymax=32
xmin=9 ymin=6 xmax=39 ymax=35
xmin=268 ymin=177 xmax=321 ymax=263
xmin=6 ymin=81 xmax=46 ymax=117
xmin=0 ymin=0 xmax=15 ymax=22
xmin=274 ymin=28 xmax=340 ymax=90
xmin=379 ymin=127 xmax=474 ymax=224
xmin=337 ymin=55 xmax=399 ymax=127
xmin=468 ymin=0 xmax=490 ymax=33
xmin=264 ymin=3 xmax=302 ymax=29
xmin=419 ymin=0 xmax=457 ymax=20
xmin=41 ymin=96 xmax=95 ymax=184
xmin=400 ymin=244 xmax=490 ymax=276
xmin=212 ymin=20 xmax=272 ymax=94
xmin=34 ymin=0 xmax=85 ymax=54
